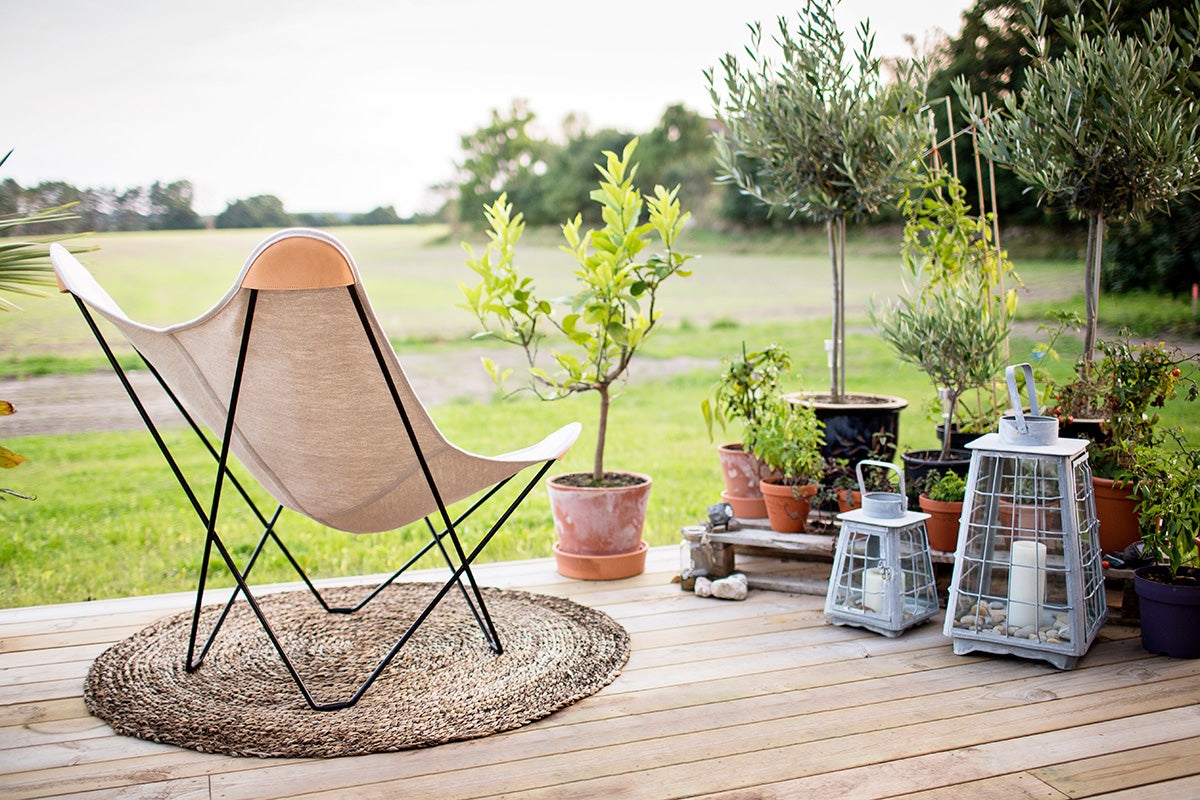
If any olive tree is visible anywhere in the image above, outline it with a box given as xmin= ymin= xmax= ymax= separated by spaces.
xmin=706 ymin=0 xmax=929 ymax=400
xmin=957 ymin=0 xmax=1200 ymax=362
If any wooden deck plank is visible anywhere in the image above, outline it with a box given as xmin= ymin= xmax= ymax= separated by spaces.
xmin=207 ymin=655 xmax=1200 ymax=800
xmin=1029 ymin=737 xmax=1200 ymax=798
xmin=1 ymin=545 xmax=1195 ymax=800
xmin=885 ymin=772 xmax=1071 ymax=799
xmin=1085 ymin=774 xmax=1200 ymax=799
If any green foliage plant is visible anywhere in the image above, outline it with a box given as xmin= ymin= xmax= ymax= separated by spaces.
xmin=459 ymin=139 xmax=693 ymax=484
xmin=1 ymin=148 xmax=95 ymax=500
xmin=1132 ymin=429 xmax=1200 ymax=581
xmin=956 ymin=0 xmax=1200 ymax=363
xmin=701 ymin=342 xmax=791 ymax=442
xmin=743 ymin=396 xmax=826 ymax=489
xmin=706 ymin=0 xmax=929 ymax=400
xmin=924 ymin=470 xmax=968 ymax=503
xmin=1049 ymin=332 xmax=1200 ymax=478
xmin=870 ymin=172 xmax=1019 ymax=460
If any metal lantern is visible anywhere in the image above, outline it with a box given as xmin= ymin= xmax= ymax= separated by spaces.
xmin=944 ymin=364 xmax=1107 ymax=669
xmin=825 ymin=460 xmax=939 ymax=637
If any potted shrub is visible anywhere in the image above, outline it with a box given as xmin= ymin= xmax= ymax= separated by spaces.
xmin=744 ymin=396 xmax=826 ymax=533
xmin=870 ymin=172 xmax=1018 ymax=487
xmin=701 ymin=343 xmax=791 ymax=518
xmin=918 ymin=470 xmax=967 ymax=553
xmin=460 ymin=139 xmax=693 ymax=580
xmin=707 ymin=0 xmax=926 ymax=461
xmin=1131 ymin=432 xmax=1200 ymax=658
xmin=1047 ymin=333 xmax=1199 ymax=553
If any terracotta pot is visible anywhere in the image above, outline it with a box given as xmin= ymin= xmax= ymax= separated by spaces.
xmin=1093 ymin=476 xmax=1141 ymax=553
xmin=835 ymin=488 xmax=862 ymax=514
xmin=717 ymin=443 xmax=778 ymax=519
xmin=547 ymin=472 xmax=651 ymax=580
xmin=759 ymin=478 xmax=817 ymax=533
xmin=919 ymin=494 xmax=963 ymax=553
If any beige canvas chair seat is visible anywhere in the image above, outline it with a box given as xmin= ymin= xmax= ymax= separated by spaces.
xmin=52 ymin=229 xmax=580 ymax=710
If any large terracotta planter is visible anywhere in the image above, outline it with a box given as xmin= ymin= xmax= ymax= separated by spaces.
xmin=919 ymin=494 xmax=964 ymax=553
xmin=759 ymin=478 xmax=817 ymax=533
xmin=717 ymin=443 xmax=778 ymax=519
xmin=547 ymin=471 xmax=650 ymax=580
xmin=1093 ymin=476 xmax=1141 ymax=553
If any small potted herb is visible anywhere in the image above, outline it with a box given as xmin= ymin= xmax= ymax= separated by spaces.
xmin=917 ymin=471 xmax=967 ymax=553
xmin=743 ymin=396 xmax=826 ymax=533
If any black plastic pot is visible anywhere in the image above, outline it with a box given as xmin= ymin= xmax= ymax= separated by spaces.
xmin=787 ymin=392 xmax=907 ymax=464
xmin=1135 ymin=565 xmax=1200 ymax=659
xmin=901 ymin=449 xmax=971 ymax=504
xmin=936 ymin=423 xmax=985 ymax=451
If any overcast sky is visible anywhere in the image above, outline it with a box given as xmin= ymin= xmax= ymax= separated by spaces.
xmin=6 ymin=0 xmax=972 ymax=217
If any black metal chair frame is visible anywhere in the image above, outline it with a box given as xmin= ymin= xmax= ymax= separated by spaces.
xmin=69 ymin=284 xmax=554 ymax=711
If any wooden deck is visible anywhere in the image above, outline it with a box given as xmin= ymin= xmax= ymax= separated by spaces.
xmin=2 ymin=545 xmax=1199 ymax=800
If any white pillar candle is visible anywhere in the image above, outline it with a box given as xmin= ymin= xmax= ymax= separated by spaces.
xmin=863 ymin=567 xmax=885 ymax=612
xmin=1007 ymin=540 xmax=1047 ymax=629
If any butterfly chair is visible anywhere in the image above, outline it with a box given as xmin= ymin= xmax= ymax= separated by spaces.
xmin=51 ymin=229 xmax=581 ymax=711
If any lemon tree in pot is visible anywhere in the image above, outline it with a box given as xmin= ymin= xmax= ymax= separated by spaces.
xmin=701 ymin=343 xmax=791 ymax=519
xmin=744 ymin=396 xmax=826 ymax=534
xmin=1130 ymin=432 xmax=1200 ymax=658
xmin=460 ymin=139 xmax=693 ymax=580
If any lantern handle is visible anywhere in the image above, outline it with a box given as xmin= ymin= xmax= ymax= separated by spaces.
xmin=856 ymin=459 xmax=903 ymax=499
xmin=1005 ymin=363 xmax=1040 ymax=434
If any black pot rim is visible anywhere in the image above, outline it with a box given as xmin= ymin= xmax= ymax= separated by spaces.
xmin=901 ymin=449 xmax=971 ymax=465
xmin=1134 ymin=565 xmax=1200 ymax=598
xmin=784 ymin=390 xmax=908 ymax=411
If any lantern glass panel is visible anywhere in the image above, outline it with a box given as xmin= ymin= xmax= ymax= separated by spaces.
xmin=1072 ymin=456 xmax=1107 ymax=634
xmin=954 ymin=453 xmax=1073 ymax=641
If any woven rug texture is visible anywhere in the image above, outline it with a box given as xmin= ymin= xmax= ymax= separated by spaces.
xmin=84 ymin=583 xmax=630 ymax=758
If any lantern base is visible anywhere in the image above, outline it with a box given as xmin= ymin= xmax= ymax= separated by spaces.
xmin=827 ymin=611 xmax=934 ymax=638
xmin=949 ymin=634 xmax=1082 ymax=670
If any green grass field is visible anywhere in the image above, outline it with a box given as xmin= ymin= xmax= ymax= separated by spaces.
xmin=1 ymin=224 xmax=1195 ymax=607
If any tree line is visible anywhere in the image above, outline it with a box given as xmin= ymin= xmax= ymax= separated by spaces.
xmin=0 ymin=176 xmax=416 ymax=235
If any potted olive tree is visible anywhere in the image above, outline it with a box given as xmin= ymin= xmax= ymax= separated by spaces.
xmin=743 ymin=396 xmax=826 ymax=533
xmin=701 ymin=343 xmax=791 ymax=518
xmin=870 ymin=173 xmax=1018 ymax=486
xmin=707 ymin=0 xmax=927 ymax=462
xmin=460 ymin=139 xmax=693 ymax=580
xmin=1131 ymin=431 xmax=1200 ymax=658
xmin=957 ymin=0 xmax=1200 ymax=364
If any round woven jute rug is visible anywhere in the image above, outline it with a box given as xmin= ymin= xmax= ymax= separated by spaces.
xmin=84 ymin=583 xmax=629 ymax=758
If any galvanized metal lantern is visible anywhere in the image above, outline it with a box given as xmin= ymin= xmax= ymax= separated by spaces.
xmin=944 ymin=364 xmax=1107 ymax=669
xmin=825 ymin=460 xmax=939 ymax=637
